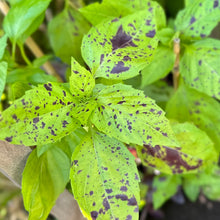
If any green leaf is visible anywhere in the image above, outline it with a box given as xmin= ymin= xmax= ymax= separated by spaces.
xmin=70 ymin=57 xmax=95 ymax=98
xmin=136 ymin=121 xmax=217 ymax=174
xmin=166 ymin=83 xmax=220 ymax=151
xmin=70 ymin=131 xmax=140 ymax=220
xmin=185 ymin=0 xmax=197 ymax=6
xmin=3 ymin=0 xmax=51 ymax=43
xmin=10 ymin=82 xmax=32 ymax=101
xmin=141 ymin=46 xmax=175 ymax=87
xmin=82 ymin=8 xmax=159 ymax=80
xmin=175 ymin=0 xmax=220 ymax=40
xmin=142 ymin=80 xmax=174 ymax=110
xmin=0 ymin=34 xmax=7 ymax=60
xmin=80 ymin=0 xmax=166 ymax=28
xmin=22 ymin=147 xmax=70 ymax=220
xmin=0 ymin=61 xmax=7 ymax=101
xmin=37 ymin=127 xmax=87 ymax=157
xmin=183 ymin=166 xmax=220 ymax=201
xmin=91 ymin=83 xmax=177 ymax=147
xmin=180 ymin=38 xmax=220 ymax=100
xmin=153 ymin=174 xmax=181 ymax=209
xmin=32 ymin=54 xmax=53 ymax=68
xmin=0 ymin=83 xmax=81 ymax=146
xmin=157 ymin=28 xmax=175 ymax=46
xmin=48 ymin=7 xmax=90 ymax=65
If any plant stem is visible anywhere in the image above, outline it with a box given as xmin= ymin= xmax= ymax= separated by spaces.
xmin=19 ymin=44 xmax=32 ymax=66
xmin=0 ymin=0 xmax=63 ymax=82
xmin=12 ymin=41 xmax=16 ymax=61
xmin=173 ymin=38 xmax=180 ymax=90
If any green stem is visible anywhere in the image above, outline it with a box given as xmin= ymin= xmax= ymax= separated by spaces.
xmin=12 ymin=41 xmax=16 ymax=61
xmin=19 ymin=44 xmax=32 ymax=66
xmin=64 ymin=0 xmax=69 ymax=10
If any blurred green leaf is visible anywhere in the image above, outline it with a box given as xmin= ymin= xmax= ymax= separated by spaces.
xmin=153 ymin=174 xmax=181 ymax=209
xmin=0 ymin=62 xmax=8 ymax=101
xmin=0 ymin=34 xmax=7 ymax=60
xmin=141 ymin=46 xmax=175 ymax=87
xmin=48 ymin=7 xmax=90 ymax=65
xmin=22 ymin=147 xmax=70 ymax=220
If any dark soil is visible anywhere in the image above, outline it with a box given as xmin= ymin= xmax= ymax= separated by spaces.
xmin=147 ymin=199 xmax=220 ymax=220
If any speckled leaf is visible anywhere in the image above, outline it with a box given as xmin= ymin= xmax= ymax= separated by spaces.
xmin=183 ymin=166 xmax=220 ymax=201
xmin=136 ymin=121 xmax=217 ymax=174
xmin=153 ymin=174 xmax=181 ymax=209
xmin=82 ymin=8 xmax=159 ymax=80
xmin=0 ymin=62 xmax=7 ymax=102
xmin=175 ymin=0 xmax=220 ymax=40
xmin=141 ymin=46 xmax=175 ymax=87
xmin=180 ymin=38 xmax=220 ymax=99
xmin=166 ymin=83 xmax=220 ymax=151
xmin=0 ymin=83 xmax=82 ymax=146
xmin=3 ymin=0 xmax=51 ymax=43
xmin=22 ymin=147 xmax=70 ymax=220
xmin=185 ymin=0 xmax=197 ymax=6
xmin=48 ymin=7 xmax=90 ymax=65
xmin=91 ymin=84 xmax=177 ymax=148
xmin=70 ymin=57 xmax=95 ymax=98
xmin=37 ymin=127 xmax=87 ymax=157
xmin=70 ymin=131 xmax=140 ymax=220
xmin=80 ymin=0 xmax=165 ymax=29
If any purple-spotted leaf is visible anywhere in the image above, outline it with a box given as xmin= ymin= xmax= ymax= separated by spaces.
xmin=80 ymin=0 xmax=166 ymax=29
xmin=180 ymin=38 xmax=220 ymax=100
xmin=137 ymin=122 xmax=217 ymax=174
xmin=166 ymin=83 xmax=220 ymax=151
xmin=91 ymin=84 xmax=177 ymax=147
xmin=70 ymin=131 xmax=140 ymax=220
xmin=153 ymin=175 xmax=181 ymax=209
xmin=175 ymin=0 xmax=220 ymax=40
xmin=82 ymin=8 xmax=159 ymax=80
xmin=70 ymin=57 xmax=95 ymax=98
xmin=0 ymin=83 xmax=83 ymax=146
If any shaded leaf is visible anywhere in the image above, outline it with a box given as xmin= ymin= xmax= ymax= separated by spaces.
xmin=175 ymin=0 xmax=220 ymax=40
xmin=70 ymin=131 xmax=140 ymax=220
xmin=141 ymin=46 xmax=175 ymax=87
xmin=0 ymin=83 xmax=81 ymax=146
xmin=22 ymin=147 xmax=70 ymax=220
xmin=153 ymin=174 xmax=181 ymax=209
xmin=48 ymin=7 xmax=90 ymax=65
xmin=183 ymin=166 xmax=220 ymax=201
xmin=166 ymin=83 xmax=220 ymax=151
xmin=0 ymin=62 xmax=7 ymax=101
xmin=70 ymin=57 xmax=95 ymax=98
xmin=137 ymin=121 xmax=217 ymax=174
xmin=91 ymin=83 xmax=177 ymax=147
xmin=0 ymin=34 xmax=7 ymax=60
xmin=82 ymin=8 xmax=159 ymax=80
xmin=181 ymin=38 xmax=220 ymax=100
xmin=80 ymin=0 xmax=166 ymax=29
xmin=3 ymin=0 xmax=51 ymax=43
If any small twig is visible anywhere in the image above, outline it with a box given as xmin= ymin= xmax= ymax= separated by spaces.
xmin=0 ymin=0 xmax=63 ymax=82
xmin=173 ymin=38 xmax=180 ymax=90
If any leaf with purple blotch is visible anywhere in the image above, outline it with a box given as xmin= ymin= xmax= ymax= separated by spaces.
xmin=82 ymin=7 xmax=159 ymax=80
xmin=90 ymin=83 xmax=177 ymax=147
xmin=166 ymin=83 xmax=220 ymax=152
xmin=80 ymin=0 xmax=166 ymax=29
xmin=175 ymin=0 xmax=220 ymax=40
xmin=180 ymin=38 xmax=220 ymax=100
xmin=0 ymin=83 xmax=83 ymax=146
xmin=70 ymin=131 xmax=140 ymax=220
xmin=70 ymin=57 xmax=95 ymax=98
xmin=136 ymin=121 xmax=217 ymax=174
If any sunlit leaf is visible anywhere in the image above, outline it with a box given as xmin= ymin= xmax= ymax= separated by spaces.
xmin=70 ymin=131 xmax=140 ymax=220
